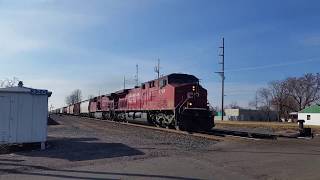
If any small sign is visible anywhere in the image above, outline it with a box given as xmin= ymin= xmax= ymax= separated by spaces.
xmin=31 ymin=89 xmax=48 ymax=95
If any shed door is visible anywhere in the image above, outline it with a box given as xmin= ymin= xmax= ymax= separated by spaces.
xmin=0 ymin=96 xmax=10 ymax=143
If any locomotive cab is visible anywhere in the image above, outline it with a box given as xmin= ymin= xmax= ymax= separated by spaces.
xmin=168 ymin=74 xmax=214 ymax=131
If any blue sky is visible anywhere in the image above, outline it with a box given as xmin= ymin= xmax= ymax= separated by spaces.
xmin=0 ymin=0 xmax=319 ymax=109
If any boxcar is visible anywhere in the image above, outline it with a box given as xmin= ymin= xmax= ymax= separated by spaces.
xmin=63 ymin=107 xmax=68 ymax=114
xmin=69 ymin=105 xmax=74 ymax=115
xmin=89 ymin=98 xmax=97 ymax=118
xmin=73 ymin=102 xmax=81 ymax=116
xmin=80 ymin=100 xmax=89 ymax=116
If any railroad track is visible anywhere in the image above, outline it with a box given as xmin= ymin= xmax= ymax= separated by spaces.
xmin=54 ymin=114 xmax=277 ymax=141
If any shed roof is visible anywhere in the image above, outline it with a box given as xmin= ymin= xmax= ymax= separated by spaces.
xmin=299 ymin=104 xmax=320 ymax=113
xmin=0 ymin=86 xmax=52 ymax=97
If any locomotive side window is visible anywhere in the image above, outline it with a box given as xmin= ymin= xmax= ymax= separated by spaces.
xmin=160 ymin=79 xmax=167 ymax=88
xmin=149 ymin=81 xmax=155 ymax=88
xmin=142 ymin=84 xmax=146 ymax=89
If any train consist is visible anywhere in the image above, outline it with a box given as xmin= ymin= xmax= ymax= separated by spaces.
xmin=53 ymin=73 xmax=214 ymax=131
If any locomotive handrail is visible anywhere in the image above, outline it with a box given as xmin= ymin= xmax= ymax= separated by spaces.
xmin=176 ymin=96 xmax=191 ymax=114
xmin=175 ymin=96 xmax=184 ymax=112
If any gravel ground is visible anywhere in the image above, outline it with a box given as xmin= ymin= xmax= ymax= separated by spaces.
xmin=1 ymin=114 xmax=320 ymax=180
xmin=215 ymin=120 xmax=320 ymax=135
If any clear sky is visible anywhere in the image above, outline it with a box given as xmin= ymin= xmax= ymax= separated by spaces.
xmin=0 ymin=0 xmax=319 ymax=109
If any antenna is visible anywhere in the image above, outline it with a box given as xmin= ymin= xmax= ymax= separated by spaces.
xmin=123 ymin=76 xmax=126 ymax=89
xmin=154 ymin=58 xmax=160 ymax=87
xmin=215 ymin=37 xmax=225 ymax=121
xmin=154 ymin=58 xmax=160 ymax=79
xmin=135 ymin=64 xmax=139 ymax=86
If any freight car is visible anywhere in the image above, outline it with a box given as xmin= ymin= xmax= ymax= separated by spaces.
xmin=73 ymin=102 xmax=81 ymax=116
xmin=56 ymin=73 xmax=214 ymax=131
xmin=80 ymin=100 xmax=89 ymax=116
xmin=63 ymin=107 xmax=68 ymax=114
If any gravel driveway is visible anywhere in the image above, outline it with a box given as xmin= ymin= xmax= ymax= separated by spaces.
xmin=1 ymin=114 xmax=320 ymax=180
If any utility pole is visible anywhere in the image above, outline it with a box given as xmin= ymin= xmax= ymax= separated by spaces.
xmin=154 ymin=58 xmax=160 ymax=87
xmin=215 ymin=38 xmax=225 ymax=121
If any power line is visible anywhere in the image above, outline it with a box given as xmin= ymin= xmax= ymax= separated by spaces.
xmin=225 ymin=58 xmax=319 ymax=72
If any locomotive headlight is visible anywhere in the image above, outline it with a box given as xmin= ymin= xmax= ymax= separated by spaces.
xmin=192 ymin=86 xmax=196 ymax=92
xmin=189 ymin=102 xmax=193 ymax=106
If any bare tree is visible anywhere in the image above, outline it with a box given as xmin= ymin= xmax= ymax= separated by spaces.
xmin=248 ymin=93 xmax=259 ymax=110
xmin=227 ymin=101 xmax=241 ymax=109
xmin=66 ymin=89 xmax=82 ymax=105
xmin=269 ymin=80 xmax=289 ymax=120
xmin=286 ymin=73 xmax=320 ymax=111
xmin=0 ymin=77 xmax=19 ymax=87
xmin=257 ymin=88 xmax=272 ymax=108
xmin=256 ymin=88 xmax=274 ymax=121
xmin=253 ymin=73 xmax=320 ymax=121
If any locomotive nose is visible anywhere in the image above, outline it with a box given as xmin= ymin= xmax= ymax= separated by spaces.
xmin=179 ymin=108 xmax=214 ymax=131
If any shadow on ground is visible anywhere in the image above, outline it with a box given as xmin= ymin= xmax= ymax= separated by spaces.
xmin=0 ymin=161 xmax=201 ymax=180
xmin=47 ymin=116 xmax=60 ymax=125
xmin=12 ymin=137 xmax=145 ymax=161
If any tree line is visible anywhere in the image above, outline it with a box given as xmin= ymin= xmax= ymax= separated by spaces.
xmin=64 ymin=89 xmax=97 ymax=105
xmin=0 ymin=77 xmax=19 ymax=88
xmin=65 ymin=89 xmax=82 ymax=105
xmin=251 ymin=73 xmax=320 ymax=120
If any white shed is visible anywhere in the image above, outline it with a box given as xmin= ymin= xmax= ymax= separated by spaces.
xmin=0 ymin=84 xmax=52 ymax=145
xmin=298 ymin=105 xmax=320 ymax=126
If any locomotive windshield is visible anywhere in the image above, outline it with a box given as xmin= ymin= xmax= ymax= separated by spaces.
xmin=167 ymin=74 xmax=199 ymax=84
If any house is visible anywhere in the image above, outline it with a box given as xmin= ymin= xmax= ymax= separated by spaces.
xmin=215 ymin=108 xmax=278 ymax=122
xmin=298 ymin=104 xmax=320 ymax=126
xmin=0 ymin=82 xmax=51 ymax=148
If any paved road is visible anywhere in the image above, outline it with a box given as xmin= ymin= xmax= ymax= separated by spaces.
xmin=1 ymin=115 xmax=320 ymax=180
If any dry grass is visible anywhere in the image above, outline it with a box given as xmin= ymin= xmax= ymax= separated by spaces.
xmin=215 ymin=120 xmax=320 ymax=133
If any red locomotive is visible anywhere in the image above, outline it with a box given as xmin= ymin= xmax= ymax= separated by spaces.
xmin=57 ymin=73 xmax=214 ymax=131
